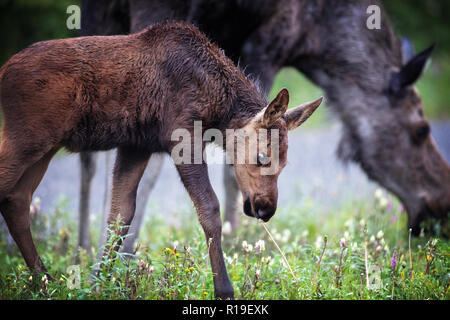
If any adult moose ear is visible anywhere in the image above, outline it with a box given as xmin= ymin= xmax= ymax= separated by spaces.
xmin=390 ymin=43 xmax=435 ymax=95
xmin=261 ymin=88 xmax=289 ymax=127
xmin=283 ymin=97 xmax=323 ymax=131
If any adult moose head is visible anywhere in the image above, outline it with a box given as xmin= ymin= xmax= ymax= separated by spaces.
xmin=332 ymin=40 xmax=450 ymax=236
xmin=378 ymin=43 xmax=450 ymax=234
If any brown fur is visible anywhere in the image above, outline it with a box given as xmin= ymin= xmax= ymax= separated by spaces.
xmin=0 ymin=21 xmax=321 ymax=298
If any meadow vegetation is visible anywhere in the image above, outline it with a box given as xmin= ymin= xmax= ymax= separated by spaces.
xmin=0 ymin=190 xmax=447 ymax=300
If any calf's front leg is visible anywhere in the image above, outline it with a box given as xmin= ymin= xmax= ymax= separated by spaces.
xmin=176 ymin=163 xmax=234 ymax=299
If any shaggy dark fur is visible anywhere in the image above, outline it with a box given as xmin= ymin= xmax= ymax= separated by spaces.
xmin=81 ymin=0 xmax=450 ymax=235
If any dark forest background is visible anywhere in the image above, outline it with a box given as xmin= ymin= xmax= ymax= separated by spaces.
xmin=0 ymin=0 xmax=448 ymax=118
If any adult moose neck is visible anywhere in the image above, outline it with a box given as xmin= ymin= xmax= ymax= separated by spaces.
xmin=291 ymin=0 xmax=402 ymax=156
xmin=288 ymin=0 xmax=404 ymax=189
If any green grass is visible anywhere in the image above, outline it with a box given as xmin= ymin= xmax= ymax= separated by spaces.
xmin=416 ymin=57 xmax=450 ymax=119
xmin=0 ymin=190 xmax=448 ymax=300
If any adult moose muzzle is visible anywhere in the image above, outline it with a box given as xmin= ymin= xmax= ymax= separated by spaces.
xmin=336 ymin=43 xmax=450 ymax=236
xmin=0 ymin=21 xmax=321 ymax=299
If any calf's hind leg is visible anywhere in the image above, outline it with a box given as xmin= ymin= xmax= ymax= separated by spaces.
xmin=0 ymin=147 xmax=58 ymax=270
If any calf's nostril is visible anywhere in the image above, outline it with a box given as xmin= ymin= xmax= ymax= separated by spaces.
xmin=243 ymin=198 xmax=253 ymax=217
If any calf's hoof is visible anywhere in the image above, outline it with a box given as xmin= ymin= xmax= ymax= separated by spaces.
xmin=215 ymin=288 xmax=235 ymax=300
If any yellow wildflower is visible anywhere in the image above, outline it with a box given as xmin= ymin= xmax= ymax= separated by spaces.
xmin=165 ymin=248 xmax=175 ymax=255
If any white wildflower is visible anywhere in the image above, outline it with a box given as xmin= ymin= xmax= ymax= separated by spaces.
xmin=314 ymin=236 xmax=323 ymax=249
xmin=274 ymin=232 xmax=282 ymax=242
xmin=374 ymin=188 xmax=384 ymax=200
xmin=262 ymin=256 xmax=272 ymax=265
xmin=344 ymin=219 xmax=353 ymax=228
xmin=359 ymin=219 xmax=366 ymax=227
xmin=254 ymin=240 xmax=266 ymax=253
xmin=281 ymin=229 xmax=291 ymax=243
xmin=379 ymin=197 xmax=388 ymax=210
xmin=242 ymin=241 xmax=253 ymax=253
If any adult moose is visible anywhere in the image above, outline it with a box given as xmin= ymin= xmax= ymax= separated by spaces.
xmin=0 ymin=21 xmax=322 ymax=298
xmin=79 ymin=0 xmax=450 ymax=252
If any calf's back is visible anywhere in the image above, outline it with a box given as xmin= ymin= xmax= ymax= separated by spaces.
xmin=0 ymin=22 xmax=240 ymax=153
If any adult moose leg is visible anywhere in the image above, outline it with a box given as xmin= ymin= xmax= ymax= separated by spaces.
xmin=122 ymin=153 xmax=164 ymax=254
xmin=0 ymin=147 xmax=58 ymax=270
xmin=78 ymin=152 xmax=97 ymax=251
xmin=176 ymin=163 xmax=234 ymax=299
xmin=223 ymin=164 xmax=240 ymax=229
xmin=103 ymin=147 xmax=151 ymax=253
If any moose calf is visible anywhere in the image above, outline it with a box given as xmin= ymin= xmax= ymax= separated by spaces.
xmin=0 ymin=21 xmax=322 ymax=299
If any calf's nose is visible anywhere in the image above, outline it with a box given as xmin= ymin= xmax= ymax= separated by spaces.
xmin=254 ymin=201 xmax=276 ymax=222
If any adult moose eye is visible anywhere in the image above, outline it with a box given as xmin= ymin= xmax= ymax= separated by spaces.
xmin=412 ymin=123 xmax=430 ymax=144
xmin=257 ymin=152 xmax=270 ymax=166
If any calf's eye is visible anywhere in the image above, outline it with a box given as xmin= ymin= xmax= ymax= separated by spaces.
xmin=257 ymin=152 xmax=270 ymax=166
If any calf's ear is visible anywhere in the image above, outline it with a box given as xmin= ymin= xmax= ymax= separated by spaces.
xmin=283 ymin=97 xmax=323 ymax=131
xmin=260 ymin=88 xmax=289 ymax=127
